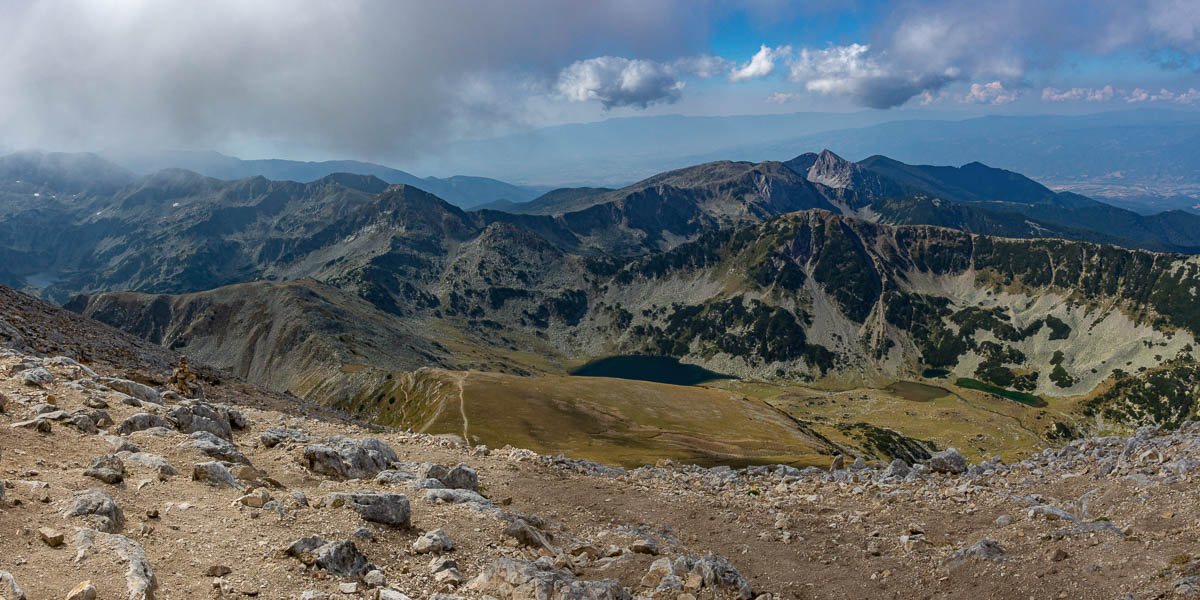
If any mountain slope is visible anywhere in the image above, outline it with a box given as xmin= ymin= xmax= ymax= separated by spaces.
xmin=71 ymin=210 xmax=1200 ymax=440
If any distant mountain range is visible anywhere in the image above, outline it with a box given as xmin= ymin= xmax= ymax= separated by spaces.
xmin=403 ymin=109 xmax=1200 ymax=214
xmin=3 ymin=145 xmax=1196 ymax=436
xmin=106 ymin=149 xmax=547 ymax=209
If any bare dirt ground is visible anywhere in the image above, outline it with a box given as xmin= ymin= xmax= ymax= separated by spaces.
xmin=1 ymin=287 xmax=1199 ymax=600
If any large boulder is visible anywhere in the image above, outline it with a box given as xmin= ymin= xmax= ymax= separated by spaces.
xmin=442 ymin=464 xmax=479 ymax=491
xmin=117 ymin=414 xmax=170 ymax=436
xmin=84 ymin=454 xmax=125 ymax=485
xmin=168 ymin=402 xmax=232 ymax=441
xmin=324 ymin=492 xmax=411 ymax=528
xmin=302 ymin=436 xmax=397 ymax=480
xmin=98 ymin=377 xmax=163 ymax=405
xmin=467 ymin=557 xmax=630 ymax=600
xmin=62 ymin=489 xmax=125 ymax=533
xmin=671 ymin=555 xmax=753 ymax=600
xmin=285 ymin=537 xmax=376 ymax=579
xmin=121 ymin=452 xmax=178 ymax=479
xmin=928 ymin=448 xmax=967 ymax=474
xmin=192 ymin=462 xmax=239 ymax=489
xmin=180 ymin=431 xmax=249 ymax=464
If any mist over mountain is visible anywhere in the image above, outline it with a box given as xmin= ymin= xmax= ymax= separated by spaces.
xmin=107 ymin=149 xmax=548 ymax=209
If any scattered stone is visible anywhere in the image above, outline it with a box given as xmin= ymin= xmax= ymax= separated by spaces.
xmin=413 ymin=529 xmax=454 ymax=554
xmin=338 ymin=582 xmax=359 ymax=594
xmin=117 ymin=413 xmax=170 ymax=436
xmin=168 ymin=402 xmax=233 ymax=440
xmin=10 ymin=418 xmax=51 ymax=433
xmin=435 ymin=568 xmax=464 ymax=586
xmin=180 ymin=431 xmax=249 ymax=464
xmin=205 ymin=565 xmax=232 ymax=577
xmin=285 ymin=536 xmax=376 ymax=578
xmin=375 ymin=470 xmax=417 ymax=485
xmin=502 ymin=519 xmax=557 ymax=552
xmin=883 ymin=459 xmax=910 ymax=479
xmin=72 ymin=528 xmax=157 ymax=600
xmin=994 ymin=515 xmax=1012 ymax=527
xmin=98 ymin=377 xmax=163 ymax=405
xmin=364 ymin=569 xmax=387 ymax=588
xmin=630 ymin=537 xmax=659 ymax=555
xmin=21 ymin=367 xmax=54 ymax=387
xmin=424 ymin=488 xmax=491 ymax=507
xmin=65 ymin=581 xmax=97 ymax=600
xmin=324 ymin=492 xmax=411 ymax=527
xmin=84 ymin=454 xmax=125 ymax=484
xmin=38 ymin=526 xmax=64 ymax=547
xmin=123 ymin=453 xmax=177 ymax=479
xmin=430 ymin=557 xmax=458 ymax=574
xmin=442 ymin=464 xmax=478 ymax=491
xmin=0 ymin=571 xmax=25 ymax=600
xmin=467 ymin=557 xmax=630 ymax=600
xmin=192 ymin=462 xmax=239 ymax=489
xmin=234 ymin=489 xmax=272 ymax=508
xmin=62 ymin=489 xmax=125 ymax=533
xmin=260 ymin=428 xmax=310 ymax=448
xmin=943 ymin=539 xmax=1005 ymax=567
xmin=1027 ymin=505 xmax=1080 ymax=523
xmin=302 ymin=436 xmax=398 ymax=480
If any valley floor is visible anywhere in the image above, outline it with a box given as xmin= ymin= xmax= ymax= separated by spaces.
xmin=3 ymin=349 xmax=1200 ymax=600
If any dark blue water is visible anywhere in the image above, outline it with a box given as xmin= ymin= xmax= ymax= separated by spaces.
xmin=569 ymin=355 xmax=733 ymax=386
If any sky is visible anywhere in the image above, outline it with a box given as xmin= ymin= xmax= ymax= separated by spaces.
xmin=0 ymin=0 xmax=1198 ymax=164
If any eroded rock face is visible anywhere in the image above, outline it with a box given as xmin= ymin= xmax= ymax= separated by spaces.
xmin=302 ymin=436 xmax=397 ymax=480
xmin=62 ymin=489 xmax=125 ymax=533
xmin=467 ymin=557 xmax=630 ymax=600
xmin=285 ymin=537 xmax=376 ymax=579
xmin=323 ymin=492 xmax=411 ymax=528
xmin=72 ymin=528 xmax=157 ymax=600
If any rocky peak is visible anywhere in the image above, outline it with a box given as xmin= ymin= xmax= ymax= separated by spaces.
xmin=804 ymin=149 xmax=860 ymax=190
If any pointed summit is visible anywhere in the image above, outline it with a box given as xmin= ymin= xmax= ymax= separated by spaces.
xmin=805 ymin=149 xmax=860 ymax=189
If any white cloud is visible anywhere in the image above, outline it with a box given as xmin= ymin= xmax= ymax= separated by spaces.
xmin=1177 ymin=88 xmax=1200 ymax=104
xmin=766 ymin=92 xmax=802 ymax=104
xmin=1041 ymin=85 xmax=1116 ymax=102
xmin=786 ymin=43 xmax=961 ymax=109
xmin=729 ymin=45 xmax=791 ymax=82
xmin=672 ymin=55 xmax=733 ymax=79
xmin=557 ymin=57 xmax=685 ymax=109
xmin=962 ymin=81 xmax=1018 ymax=104
xmin=1126 ymin=87 xmax=1176 ymax=102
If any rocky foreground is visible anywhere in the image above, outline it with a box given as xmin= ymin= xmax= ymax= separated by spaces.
xmin=1 ymin=295 xmax=1200 ymax=599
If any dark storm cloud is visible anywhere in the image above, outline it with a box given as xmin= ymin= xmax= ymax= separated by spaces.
xmin=0 ymin=0 xmax=711 ymax=158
